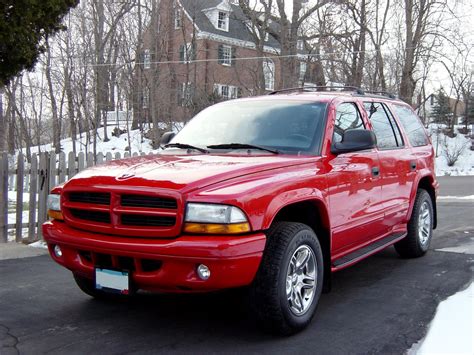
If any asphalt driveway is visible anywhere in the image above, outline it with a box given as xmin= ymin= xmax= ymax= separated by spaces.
xmin=1 ymin=176 xmax=472 ymax=354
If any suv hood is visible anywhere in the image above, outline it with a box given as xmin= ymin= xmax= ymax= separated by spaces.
xmin=64 ymin=153 xmax=316 ymax=193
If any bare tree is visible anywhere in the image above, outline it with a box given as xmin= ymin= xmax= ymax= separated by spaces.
xmin=399 ymin=0 xmax=447 ymax=105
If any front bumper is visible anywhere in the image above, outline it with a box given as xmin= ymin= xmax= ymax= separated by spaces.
xmin=43 ymin=221 xmax=266 ymax=292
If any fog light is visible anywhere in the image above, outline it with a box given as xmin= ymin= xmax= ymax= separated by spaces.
xmin=197 ymin=264 xmax=210 ymax=280
xmin=53 ymin=245 xmax=63 ymax=258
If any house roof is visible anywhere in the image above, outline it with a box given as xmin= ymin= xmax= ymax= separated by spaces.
xmin=179 ymin=0 xmax=281 ymax=49
xmin=417 ymin=93 xmax=466 ymax=115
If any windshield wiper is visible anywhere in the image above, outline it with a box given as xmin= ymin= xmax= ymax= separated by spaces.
xmin=207 ymin=143 xmax=279 ymax=154
xmin=164 ymin=143 xmax=209 ymax=153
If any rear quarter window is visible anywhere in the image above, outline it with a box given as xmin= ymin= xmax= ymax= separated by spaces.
xmin=392 ymin=105 xmax=428 ymax=147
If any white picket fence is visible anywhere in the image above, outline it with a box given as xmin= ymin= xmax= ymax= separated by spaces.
xmin=0 ymin=150 xmax=152 ymax=243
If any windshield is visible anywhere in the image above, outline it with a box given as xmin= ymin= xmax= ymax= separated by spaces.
xmin=170 ymin=100 xmax=327 ymax=154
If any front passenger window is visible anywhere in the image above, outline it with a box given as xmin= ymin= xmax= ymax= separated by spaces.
xmin=333 ymin=103 xmax=364 ymax=143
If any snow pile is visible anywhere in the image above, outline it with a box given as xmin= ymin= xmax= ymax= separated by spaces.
xmin=429 ymin=124 xmax=474 ymax=176
xmin=23 ymin=126 xmax=157 ymax=156
xmin=411 ymin=282 xmax=474 ymax=354
xmin=29 ymin=240 xmax=48 ymax=249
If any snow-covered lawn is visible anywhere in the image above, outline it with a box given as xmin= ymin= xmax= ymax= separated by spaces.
xmin=430 ymin=124 xmax=474 ymax=176
xmin=411 ymin=282 xmax=474 ymax=354
xmin=22 ymin=125 xmax=158 ymax=157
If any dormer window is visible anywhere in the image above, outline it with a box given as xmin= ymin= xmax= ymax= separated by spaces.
xmin=217 ymin=11 xmax=229 ymax=31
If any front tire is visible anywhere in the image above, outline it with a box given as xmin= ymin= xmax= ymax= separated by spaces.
xmin=250 ymin=222 xmax=324 ymax=335
xmin=395 ymin=189 xmax=433 ymax=258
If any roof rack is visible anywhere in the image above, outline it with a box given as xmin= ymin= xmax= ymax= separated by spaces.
xmin=268 ymin=86 xmax=365 ymax=96
xmin=364 ymin=90 xmax=397 ymax=99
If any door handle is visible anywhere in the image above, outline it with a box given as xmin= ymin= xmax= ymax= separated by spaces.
xmin=410 ymin=161 xmax=417 ymax=171
xmin=372 ymin=167 xmax=380 ymax=177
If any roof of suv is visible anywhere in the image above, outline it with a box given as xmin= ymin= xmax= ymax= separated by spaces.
xmin=228 ymin=87 xmax=407 ymax=107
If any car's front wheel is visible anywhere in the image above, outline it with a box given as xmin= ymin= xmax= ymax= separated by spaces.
xmin=250 ymin=222 xmax=324 ymax=335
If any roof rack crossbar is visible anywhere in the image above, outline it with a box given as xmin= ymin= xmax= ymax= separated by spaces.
xmin=268 ymin=86 xmax=365 ymax=95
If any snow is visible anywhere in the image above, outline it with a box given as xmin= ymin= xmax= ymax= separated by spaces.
xmin=23 ymin=126 xmax=158 ymax=156
xmin=8 ymin=191 xmax=30 ymax=202
xmin=429 ymin=124 xmax=474 ymax=176
xmin=410 ymin=282 xmax=474 ymax=355
xmin=29 ymin=240 xmax=48 ymax=250
xmin=437 ymin=195 xmax=474 ymax=200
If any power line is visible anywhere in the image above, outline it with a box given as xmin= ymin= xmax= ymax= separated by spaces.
xmin=75 ymin=46 xmax=424 ymax=68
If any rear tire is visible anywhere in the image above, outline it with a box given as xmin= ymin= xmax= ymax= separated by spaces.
xmin=249 ymin=222 xmax=324 ymax=335
xmin=395 ymin=189 xmax=433 ymax=258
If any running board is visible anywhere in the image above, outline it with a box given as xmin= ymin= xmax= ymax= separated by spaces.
xmin=332 ymin=232 xmax=406 ymax=270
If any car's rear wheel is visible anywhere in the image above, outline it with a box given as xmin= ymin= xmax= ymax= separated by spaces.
xmin=249 ymin=222 xmax=324 ymax=335
xmin=73 ymin=274 xmax=132 ymax=301
xmin=395 ymin=189 xmax=433 ymax=258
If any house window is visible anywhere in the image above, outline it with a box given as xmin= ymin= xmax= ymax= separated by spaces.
xmin=143 ymin=49 xmax=151 ymax=69
xmin=214 ymin=84 xmax=239 ymax=99
xmin=297 ymin=40 xmax=305 ymax=51
xmin=218 ymin=44 xmax=233 ymax=66
xmin=143 ymin=87 xmax=149 ymax=109
xmin=221 ymin=85 xmax=229 ymax=98
xmin=175 ymin=7 xmax=182 ymax=29
xmin=263 ymin=59 xmax=275 ymax=91
xmin=217 ymin=11 xmax=229 ymax=31
xmin=180 ymin=82 xmax=194 ymax=107
xmin=299 ymin=62 xmax=307 ymax=83
xmin=179 ymin=42 xmax=196 ymax=63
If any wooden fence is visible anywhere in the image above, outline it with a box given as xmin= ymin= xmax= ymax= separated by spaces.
xmin=0 ymin=150 xmax=150 ymax=243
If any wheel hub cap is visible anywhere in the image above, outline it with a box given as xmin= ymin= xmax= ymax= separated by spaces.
xmin=286 ymin=245 xmax=317 ymax=316
xmin=418 ymin=201 xmax=431 ymax=246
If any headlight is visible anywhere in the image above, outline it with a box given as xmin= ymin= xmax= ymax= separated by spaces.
xmin=184 ymin=203 xmax=250 ymax=234
xmin=47 ymin=194 xmax=63 ymax=220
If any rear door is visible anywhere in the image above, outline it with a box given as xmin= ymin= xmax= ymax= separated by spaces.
xmin=362 ymin=101 xmax=415 ymax=230
xmin=328 ymin=102 xmax=385 ymax=255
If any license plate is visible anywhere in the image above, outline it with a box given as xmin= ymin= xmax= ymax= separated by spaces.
xmin=95 ymin=268 xmax=129 ymax=295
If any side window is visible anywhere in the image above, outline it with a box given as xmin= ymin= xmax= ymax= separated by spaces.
xmin=392 ymin=105 xmax=428 ymax=147
xmin=383 ymin=103 xmax=404 ymax=146
xmin=333 ymin=103 xmax=364 ymax=143
xmin=363 ymin=102 xmax=403 ymax=149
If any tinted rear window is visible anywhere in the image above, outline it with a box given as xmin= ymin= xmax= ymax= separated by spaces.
xmin=392 ymin=105 xmax=428 ymax=147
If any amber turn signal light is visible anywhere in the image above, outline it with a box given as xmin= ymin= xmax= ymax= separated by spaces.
xmin=183 ymin=222 xmax=250 ymax=234
xmin=48 ymin=210 xmax=64 ymax=221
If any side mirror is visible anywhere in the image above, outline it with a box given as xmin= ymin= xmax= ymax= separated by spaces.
xmin=160 ymin=131 xmax=175 ymax=146
xmin=331 ymin=129 xmax=376 ymax=155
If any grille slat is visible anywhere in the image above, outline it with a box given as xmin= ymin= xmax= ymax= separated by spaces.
xmin=70 ymin=209 xmax=111 ymax=224
xmin=69 ymin=192 xmax=111 ymax=205
xmin=121 ymin=214 xmax=176 ymax=227
xmin=121 ymin=195 xmax=178 ymax=209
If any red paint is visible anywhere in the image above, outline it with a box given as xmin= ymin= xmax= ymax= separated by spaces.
xmin=43 ymin=92 xmax=438 ymax=293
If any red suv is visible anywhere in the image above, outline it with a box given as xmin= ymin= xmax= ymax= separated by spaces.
xmin=43 ymin=87 xmax=438 ymax=334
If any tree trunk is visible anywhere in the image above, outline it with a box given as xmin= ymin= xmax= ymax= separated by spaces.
xmin=0 ymin=85 xmax=5 ymax=153
xmin=45 ymin=41 xmax=61 ymax=153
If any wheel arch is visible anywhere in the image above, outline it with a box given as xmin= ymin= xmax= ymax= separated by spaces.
xmin=265 ymin=199 xmax=332 ymax=292
xmin=410 ymin=174 xmax=437 ymax=229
